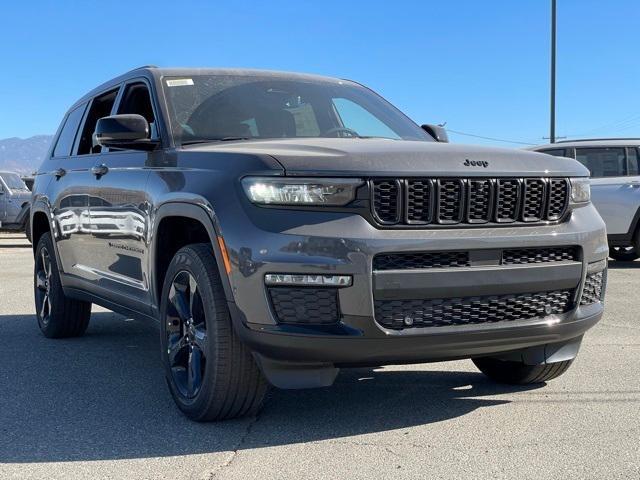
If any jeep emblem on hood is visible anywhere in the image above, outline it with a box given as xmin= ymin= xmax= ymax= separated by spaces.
xmin=464 ymin=159 xmax=489 ymax=168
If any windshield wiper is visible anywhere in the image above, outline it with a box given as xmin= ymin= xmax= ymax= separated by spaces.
xmin=181 ymin=137 xmax=252 ymax=146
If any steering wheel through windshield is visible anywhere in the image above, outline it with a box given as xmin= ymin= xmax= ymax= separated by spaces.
xmin=321 ymin=127 xmax=360 ymax=138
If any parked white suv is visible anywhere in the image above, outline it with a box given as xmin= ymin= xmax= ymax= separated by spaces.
xmin=532 ymin=139 xmax=640 ymax=261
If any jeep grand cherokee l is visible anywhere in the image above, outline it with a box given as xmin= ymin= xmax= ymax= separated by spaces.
xmin=30 ymin=67 xmax=608 ymax=421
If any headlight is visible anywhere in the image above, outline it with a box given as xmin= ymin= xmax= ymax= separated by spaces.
xmin=570 ymin=177 xmax=591 ymax=204
xmin=242 ymin=177 xmax=363 ymax=206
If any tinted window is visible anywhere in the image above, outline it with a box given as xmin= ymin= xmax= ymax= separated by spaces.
xmin=53 ymin=104 xmax=86 ymax=157
xmin=162 ymin=75 xmax=431 ymax=144
xmin=539 ymin=148 xmax=566 ymax=157
xmin=77 ymin=89 xmax=119 ymax=155
xmin=628 ymin=148 xmax=639 ymax=176
xmin=575 ymin=147 xmax=627 ymax=177
xmin=118 ymin=83 xmax=155 ymax=124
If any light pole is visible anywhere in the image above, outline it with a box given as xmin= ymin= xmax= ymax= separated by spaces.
xmin=550 ymin=0 xmax=557 ymax=143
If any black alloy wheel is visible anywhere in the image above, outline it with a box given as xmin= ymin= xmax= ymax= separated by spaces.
xmin=35 ymin=245 xmax=53 ymax=328
xmin=165 ymin=270 xmax=207 ymax=400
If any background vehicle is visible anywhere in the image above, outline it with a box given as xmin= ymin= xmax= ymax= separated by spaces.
xmin=532 ymin=139 xmax=640 ymax=261
xmin=30 ymin=67 xmax=607 ymax=421
xmin=0 ymin=170 xmax=31 ymax=238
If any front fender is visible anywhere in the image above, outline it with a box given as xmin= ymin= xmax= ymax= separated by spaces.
xmin=149 ymin=200 xmax=235 ymax=318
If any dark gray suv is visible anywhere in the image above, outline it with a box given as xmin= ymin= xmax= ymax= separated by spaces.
xmin=31 ymin=67 xmax=608 ymax=421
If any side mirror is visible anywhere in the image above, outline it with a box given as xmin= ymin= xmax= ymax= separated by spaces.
xmin=421 ymin=124 xmax=449 ymax=143
xmin=93 ymin=114 xmax=158 ymax=151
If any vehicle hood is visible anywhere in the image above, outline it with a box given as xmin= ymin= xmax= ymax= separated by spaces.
xmin=186 ymin=138 xmax=590 ymax=177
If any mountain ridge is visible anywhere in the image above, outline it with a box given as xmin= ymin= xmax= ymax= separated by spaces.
xmin=0 ymin=135 xmax=54 ymax=174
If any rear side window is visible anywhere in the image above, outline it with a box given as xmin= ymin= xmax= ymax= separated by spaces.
xmin=575 ymin=147 xmax=627 ymax=178
xmin=539 ymin=148 xmax=566 ymax=157
xmin=53 ymin=104 xmax=86 ymax=158
xmin=77 ymin=89 xmax=119 ymax=155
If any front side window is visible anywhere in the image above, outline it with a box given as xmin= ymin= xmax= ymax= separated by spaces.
xmin=539 ymin=148 xmax=566 ymax=157
xmin=77 ymin=89 xmax=119 ymax=155
xmin=161 ymin=74 xmax=431 ymax=145
xmin=575 ymin=147 xmax=627 ymax=178
xmin=53 ymin=103 xmax=86 ymax=158
xmin=118 ymin=83 xmax=155 ymax=127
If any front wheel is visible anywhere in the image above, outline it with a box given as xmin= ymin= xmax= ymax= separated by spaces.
xmin=609 ymin=245 xmax=638 ymax=262
xmin=473 ymin=357 xmax=574 ymax=385
xmin=160 ymin=243 xmax=268 ymax=421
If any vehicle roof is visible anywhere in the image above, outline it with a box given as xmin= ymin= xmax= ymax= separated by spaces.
xmin=70 ymin=66 xmax=353 ymax=111
xmin=530 ymin=138 xmax=640 ymax=150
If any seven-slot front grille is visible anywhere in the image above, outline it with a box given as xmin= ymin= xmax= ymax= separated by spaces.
xmin=374 ymin=289 xmax=574 ymax=329
xmin=371 ymin=177 xmax=570 ymax=227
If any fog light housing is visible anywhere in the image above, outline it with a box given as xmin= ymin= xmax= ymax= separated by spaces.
xmin=265 ymin=274 xmax=352 ymax=287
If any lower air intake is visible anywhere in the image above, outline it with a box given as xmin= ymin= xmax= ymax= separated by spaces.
xmin=580 ymin=270 xmax=607 ymax=305
xmin=268 ymin=287 xmax=339 ymax=325
xmin=374 ymin=290 xmax=573 ymax=329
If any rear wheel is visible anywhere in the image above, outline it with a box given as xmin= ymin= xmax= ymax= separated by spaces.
xmin=24 ymin=213 xmax=31 ymax=243
xmin=34 ymin=232 xmax=91 ymax=338
xmin=473 ymin=357 xmax=574 ymax=384
xmin=160 ymin=243 xmax=268 ymax=421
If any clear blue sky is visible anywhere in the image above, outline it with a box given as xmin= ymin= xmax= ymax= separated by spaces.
xmin=1 ymin=0 xmax=638 ymax=146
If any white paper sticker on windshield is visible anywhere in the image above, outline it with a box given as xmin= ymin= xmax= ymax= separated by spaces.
xmin=166 ymin=78 xmax=194 ymax=87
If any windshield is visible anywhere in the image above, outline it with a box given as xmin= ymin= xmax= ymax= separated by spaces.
xmin=161 ymin=74 xmax=432 ymax=145
xmin=1 ymin=173 xmax=28 ymax=191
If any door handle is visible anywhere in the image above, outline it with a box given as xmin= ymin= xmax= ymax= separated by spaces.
xmin=91 ymin=164 xmax=109 ymax=177
xmin=54 ymin=168 xmax=66 ymax=179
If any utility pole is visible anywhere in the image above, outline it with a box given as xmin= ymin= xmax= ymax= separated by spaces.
xmin=550 ymin=0 xmax=557 ymax=143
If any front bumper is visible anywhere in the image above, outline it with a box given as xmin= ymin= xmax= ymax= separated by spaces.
xmin=220 ymin=202 xmax=607 ymax=380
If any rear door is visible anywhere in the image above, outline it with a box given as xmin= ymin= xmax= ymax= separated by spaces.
xmin=47 ymin=100 xmax=96 ymax=280
xmin=575 ymin=146 xmax=640 ymax=235
xmin=84 ymin=79 xmax=156 ymax=313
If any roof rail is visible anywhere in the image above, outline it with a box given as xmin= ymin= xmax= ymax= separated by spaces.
xmin=126 ymin=65 xmax=158 ymax=73
xmin=556 ymin=137 xmax=640 ymax=143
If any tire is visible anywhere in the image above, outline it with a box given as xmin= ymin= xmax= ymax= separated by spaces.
xmin=473 ymin=357 xmax=574 ymax=385
xmin=24 ymin=213 xmax=31 ymax=243
xmin=160 ymin=243 xmax=268 ymax=421
xmin=608 ymin=245 xmax=638 ymax=262
xmin=34 ymin=232 xmax=91 ymax=338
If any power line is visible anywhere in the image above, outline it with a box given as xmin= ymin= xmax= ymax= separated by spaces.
xmin=445 ymin=129 xmax=537 ymax=146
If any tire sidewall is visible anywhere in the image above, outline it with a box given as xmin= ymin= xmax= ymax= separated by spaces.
xmin=34 ymin=232 xmax=61 ymax=335
xmin=159 ymin=247 xmax=221 ymax=417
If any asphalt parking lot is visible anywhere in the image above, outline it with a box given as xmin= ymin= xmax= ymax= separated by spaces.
xmin=0 ymin=232 xmax=638 ymax=480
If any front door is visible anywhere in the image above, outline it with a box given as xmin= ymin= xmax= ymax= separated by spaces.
xmin=83 ymin=80 xmax=158 ymax=313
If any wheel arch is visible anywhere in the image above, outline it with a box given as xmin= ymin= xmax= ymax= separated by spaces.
xmin=150 ymin=202 xmax=234 ymax=317
xmin=31 ymin=209 xmax=52 ymax=254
